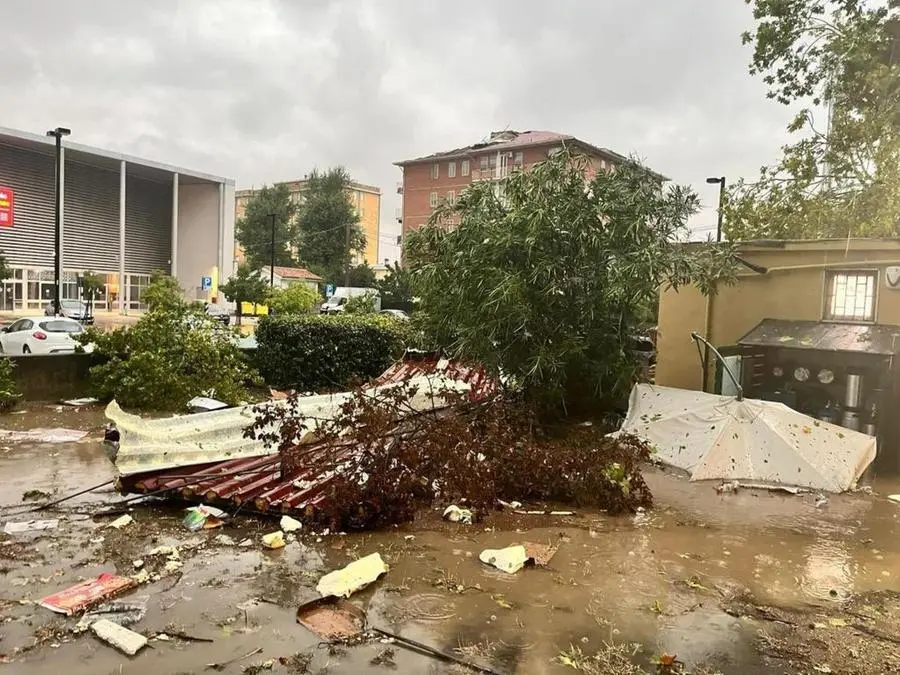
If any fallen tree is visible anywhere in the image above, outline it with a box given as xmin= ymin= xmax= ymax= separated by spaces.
xmin=246 ymin=378 xmax=653 ymax=531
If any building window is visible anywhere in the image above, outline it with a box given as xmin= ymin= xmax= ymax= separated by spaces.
xmin=824 ymin=270 xmax=877 ymax=322
xmin=446 ymin=190 xmax=455 ymax=204
xmin=431 ymin=163 xmax=439 ymax=179
xmin=480 ymin=155 xmax=489 ymax=170
xmin=448 ymin=162 xmax=456 ymax=178
xmin=513 ymin=152 xmax=523 ymax=167
xmin=599 ymin=159 xmax=607 ymax=170
xmin=429 ymin=191 xmax=438 ymax=208
xmin=461 ymin=159 xmax=470 ymax=176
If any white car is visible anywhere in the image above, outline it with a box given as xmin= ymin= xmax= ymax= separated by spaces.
xmin=0 ymin=316 xmax=94 ymax=355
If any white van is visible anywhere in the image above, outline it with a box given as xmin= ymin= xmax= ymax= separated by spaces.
xmin=320 ymin=287 xmax=381 ymax=314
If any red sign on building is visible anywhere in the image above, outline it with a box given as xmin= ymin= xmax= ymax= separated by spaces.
xmin=0 ymin=187 xmax=13 ymax=228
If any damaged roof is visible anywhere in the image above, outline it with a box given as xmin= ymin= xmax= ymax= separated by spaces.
xmin=738 ymin=318 xmax=900 ymax=356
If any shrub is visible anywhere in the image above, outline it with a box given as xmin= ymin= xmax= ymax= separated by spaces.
xmin=81 ymin=305 xmax=260 ymax=411
xmin=343 ymin=292 xmax=378 ymax=314
xmin=266 ymin=284 xmax=319 ymax=315
xmin=0 ymin=357 xmax=19 ymax=412
xmin=255 ymin=313 xmax=409 ymax=391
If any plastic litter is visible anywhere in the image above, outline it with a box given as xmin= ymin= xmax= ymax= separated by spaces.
xmin=108 ymin=514 xmax=133 ymax=529
xmin=187 ymin=396 xmax=229 ymax=413
xmin=3 ymin=519 xmax=59 ymax=534
xmin=261 ymin=531 xmax=286 ymax=549
xmin=74 ymin=597 xmax=149 ymax=633
xmin=182 ymin=504 xmax=227 ymax=531
xmin=887 ymin=494 xmax=900 ymax=503
xmin=316 ymin=552 xmax=388 ymax=598
xmin=479 ymin=542 xmax=558 ymax=574
xmin=91 ymin=618 xmax=148 ymax=655
xmin=280 ymin=515 xmax=302 ymax=533
xmin=39 ymin=573 xmax=137 ymax=615
xmin=443 ymin=505 xmax=473 ymax=524
xmin=61 ymin=397 xmax=98 ymax=407
xmin=215 ymin=534 xmax=235 ymax=546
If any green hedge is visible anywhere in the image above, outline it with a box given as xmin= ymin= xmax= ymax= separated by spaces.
xmin=255 ymin=314 xmax=411 ymax=391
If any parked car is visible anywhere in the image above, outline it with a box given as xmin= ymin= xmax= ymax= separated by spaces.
xmin=380 ymin=309 xmax=410 ymax=321
xmin=320 ymin=287 xmax=381 ymax=314
xmin=0 ymin=317 xmax=95 ymax=355
xmin=204 ymin=303 xmax=231 ymax=327
xmin=43 ymin=299 xmax=94 ymax=324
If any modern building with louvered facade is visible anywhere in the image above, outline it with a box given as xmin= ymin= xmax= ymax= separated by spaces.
xmin=0 ymin=126 xmax=235 ymax=313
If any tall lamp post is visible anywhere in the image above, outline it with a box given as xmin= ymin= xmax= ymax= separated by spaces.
xmin=47 ymin=127 xmax=71 ymax=315
xmin=268 ymin=213 xmax=276 ymax=288
xmin=705 ymin=176 xmax=726 ymax=242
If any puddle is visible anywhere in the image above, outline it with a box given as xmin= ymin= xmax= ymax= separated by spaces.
xmin=4 ymin=426 xmax=900 ymax=673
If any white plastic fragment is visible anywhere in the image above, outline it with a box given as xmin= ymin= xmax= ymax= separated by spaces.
xmin=280 ymin=515 xmax=302 ymax=533
xmin=91 ymin=618 xmax=148 ymax=655
xmin=3 ymin=519 xmax=59 ymax=534
xmin=108 ymin=514 xmax=133 ymax=529
xmin=443 ymin=505 xmax=473 ymax=524
xmin=479 ymin=546 xmax=528 ymax=574
xmin=316 ymin=552 xmax=388 ymax=598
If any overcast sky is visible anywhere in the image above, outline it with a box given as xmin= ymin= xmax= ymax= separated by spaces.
xmin=2 ymin=0 xmax=794 ymax=263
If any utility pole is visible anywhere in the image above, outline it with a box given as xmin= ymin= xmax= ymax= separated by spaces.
xmin=268 ymin=213 xmax=276 ymax=288
xmin=47 ymin=126 xmax=71 ymax=315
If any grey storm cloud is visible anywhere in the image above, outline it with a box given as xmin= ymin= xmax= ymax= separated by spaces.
xmin=0 ymin=0 xmax=795 ymax=257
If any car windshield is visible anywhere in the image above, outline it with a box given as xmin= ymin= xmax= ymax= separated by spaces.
xmin=60 ymin=301 xmax=83 ymax=309
xmin=39 ymin=320 xmax=83 ymax=334
xmin=324 ymin=296 xmax=343 ymax=306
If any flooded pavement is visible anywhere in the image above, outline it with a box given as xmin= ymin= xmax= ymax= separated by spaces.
xmin=2 ymin=406 xmax=900 ymax=673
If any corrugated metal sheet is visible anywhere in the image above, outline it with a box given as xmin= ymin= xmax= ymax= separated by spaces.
xmin=0 ymin=142 xmax=56 ymax=267
xmin=63 ymin=159 xmax=121 ymax=271
xmin=125 ymin=175 xmax=171 ymax=274
xmin=738 ymin=318 xmax=900 ymax=356
xmin=118 ymin=357 xmax=498 ymax=518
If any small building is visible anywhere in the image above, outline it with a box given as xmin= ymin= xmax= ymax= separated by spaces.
xmin=0 ymin=125 xmax=235 ymax=312
xmin=657 ymin=238 xmax=900 ymax=469
xmin=259 ymin=265 xmax=322 ymax=292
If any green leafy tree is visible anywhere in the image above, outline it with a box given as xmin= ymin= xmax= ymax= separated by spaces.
xmin=726 ymin=0 xmax=900 ymax=239
xmin=80 ymin=303 xmax=259 ymax=411
xmin=236 ymin=184 xmax=299 ymax=269
xmin=344 ymin=291 xmax=378 ymax=314
xmin=80 ymin=270 xmax=105 ymax=315
xmin=141 ymin=270 xmax=184 ymax=312
xmin=0 ymin=357 xmax=19 ymax=412
xmin=266 ymin=284 xmax=319 ymax=315
xmin=346 ymin=263 xmax=376 ymax=288
xmin=220 ymin=264 xmax=269 ymax=325
xmin=406 ymin=148 xmax=738 ymax=414
xmin=376 ymin=262 xmax=415 ymax=313
xmin=296 ymin=168 xmax=365 ymax=284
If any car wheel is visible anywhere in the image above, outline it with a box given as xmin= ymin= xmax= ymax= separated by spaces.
xmin=22 ymin=345 xmax=30 ymax=355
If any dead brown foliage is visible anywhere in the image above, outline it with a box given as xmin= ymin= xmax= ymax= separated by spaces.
xmin=247 ymin=381 xmax=652 ymax=531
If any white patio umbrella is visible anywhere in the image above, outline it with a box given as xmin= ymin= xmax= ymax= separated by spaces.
xmin=614 ymin=383 xmax=876 ymax=493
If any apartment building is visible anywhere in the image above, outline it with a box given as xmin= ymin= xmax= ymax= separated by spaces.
xmin=234 ymin=178 xmax=381 ymax=267
xmin=394 ymin=130 xmax=641 ymax=238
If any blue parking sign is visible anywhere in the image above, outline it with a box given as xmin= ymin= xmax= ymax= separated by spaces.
xmin=201 ymin=276 xmax=212 ymax=291
xmin=325 ymin=284 xmax=335 ymax=298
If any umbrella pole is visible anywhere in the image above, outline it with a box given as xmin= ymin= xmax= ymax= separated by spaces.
xmin=690 ymin=332 xmax=743 ymax=401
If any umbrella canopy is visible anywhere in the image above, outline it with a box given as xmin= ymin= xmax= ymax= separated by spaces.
xmin=614 ymin=384 xmax=876 ymax=493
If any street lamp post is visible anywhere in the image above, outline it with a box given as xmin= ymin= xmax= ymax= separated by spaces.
xmin=268 ymin=213 xmax=276 ymax=288
xmin=47 ymin=127 xmax=71 ymax=316
xmin=706 ymin=176 xmax=726 ymax=242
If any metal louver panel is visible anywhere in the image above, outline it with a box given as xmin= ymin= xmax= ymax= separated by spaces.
xmin=0 ymin=143 xmax=56 ymax=267
xmin=63 ymin=159 xmax=120 ymax=271
xmin=125 ymin=176 xmax=172 ymax=275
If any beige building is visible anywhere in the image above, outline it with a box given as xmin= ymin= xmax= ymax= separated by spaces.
xmin=234 ymin=179 xmax=382 ymax=267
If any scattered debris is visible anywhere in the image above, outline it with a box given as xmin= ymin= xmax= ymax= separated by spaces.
xmin=887 ymin=494 xmax=900 ymax=503
xmin=737 ymin=482 xmax=809 ymax=494
xmin=21 ymin=489 xmax=52 ymax=502
xmin=3 ymin=518 xmax=59 ymax=534
xmin=815 ymin=493 xmax=829 ymax=508
xmin=206 ymin=647 xmax=263 ymax=671
xmin=239 ymin=538 xmax=253 ymax=547
xmin=187 ymin=396 xmax=229 ymax=412
xmin=0 ymin=428 xmax=89 ymax=444
xmin=262 ymin=531 xmax=286 ymax=550
xmin=40 ymin=573 xmax=137 ymax=615
xmin=183 ymin=504 xmax=227 ymax=531
xmin=91 ymin=618 xmax=148 ymax=655
xmin=107 ymin=514 xmax=133 ymax=529
xmin=479 ymin=542 xmax=558 ymax=574
xmin=74 ymin=598 xmax=148 ymax=633
xmin=512 ymin=509 xmax=575 ymax=516
xmin=317 ymin=552 xmax=388 ymax=598
xmin=715 ymin=480 xmax=740 ymax=495
xmin=133 ymin=560 xmax=144 ymax=569
xmin=498 ymin=500 xmax=522 ymax=509
xmin=61 ymin=397 xmax=98 ymax=407
xmin=443 ymin=505 xmax=474 ymax=524
xmin=280 ymin=515 xmax=302 ymax=533
xmin=296 ymin=597 xmax=367 ymax=640
xmin=215 ymin=534 xmax=235 ymax=546
xmin=370 ymin=647 xmax=397 ymax=667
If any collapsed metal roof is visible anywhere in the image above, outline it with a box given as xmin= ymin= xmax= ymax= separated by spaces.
xmin=738 ymin=318 xmax=900 ymax=356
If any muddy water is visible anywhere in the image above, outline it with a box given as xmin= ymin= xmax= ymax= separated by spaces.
xmin=2 ymin=408 xmax=900 ymax=673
